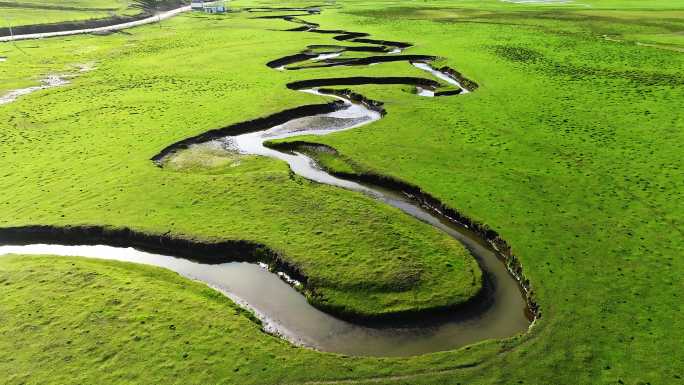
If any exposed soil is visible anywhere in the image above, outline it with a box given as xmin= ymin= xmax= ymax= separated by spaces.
xmin=286 ymin=76 xmax=441 ymax=90
xmin=285 ymin=54 xmax=437 ymax=70
xmin=152 ymin=102 xmax=344 ymax=163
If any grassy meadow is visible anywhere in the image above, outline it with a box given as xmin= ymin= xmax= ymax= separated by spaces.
xmin=0 ymin=9 xmax=483 ymax=320
xmin=0 ymin=0 xmax=137 ymax=29
xmin=1 ymin=0 xmax=683 ymax=384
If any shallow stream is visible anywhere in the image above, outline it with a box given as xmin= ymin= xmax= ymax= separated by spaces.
xmin=1 ymin=89 xmax=530 ymax=356
xmin=0 ymin=8 xmax=534 ymax=357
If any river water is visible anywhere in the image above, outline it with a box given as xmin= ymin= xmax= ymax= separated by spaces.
xmin=2 ymin=90 xmax=530 ymax=357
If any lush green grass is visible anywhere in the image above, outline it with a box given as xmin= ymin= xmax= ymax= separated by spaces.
xmin=278 ymin=1 xmax=684 ymax=383
xmin=0 ymin=255 xmax=489 ymax=385
xmin=1 ymin=0 xmax=683 ymax=384
xmin=0 ymin=11 xmax=482 ymax=319
xmin=0 ymin=0 xmax=137 ymax=28
xmin=2 ymin=0 xmax=130 ymax=7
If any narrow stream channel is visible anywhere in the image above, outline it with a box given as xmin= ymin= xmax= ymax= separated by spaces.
xmin=1 ymin=90 xmax=530 ymax=356
xmin=0 ymin=7 xmax=534 ymax=357
xmin=0 ymin=233 xmax=527 ymax=357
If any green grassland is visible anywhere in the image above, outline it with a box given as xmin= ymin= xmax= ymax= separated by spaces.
xmin=0 ymin=12 xmax=482 ymax=319
xmin=1 ymin=0 xmax=683 ymax=384
xmin=1 ymin=255 xmax=489 ymax=385
xmin=0 ymin=0 xmax=137 ymax=28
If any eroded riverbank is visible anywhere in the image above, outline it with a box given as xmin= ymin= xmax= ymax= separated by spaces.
xmin=1 ymin=6 xmax=537 ymax=357
xmin=150 ymin=7 xmax=536 ymax=354
xmin=0 ymin=196 xmax=532 ymax=358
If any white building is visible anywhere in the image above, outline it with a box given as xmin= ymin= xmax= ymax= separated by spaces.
xmin=190 ymin=0 xmax=228 ymax=13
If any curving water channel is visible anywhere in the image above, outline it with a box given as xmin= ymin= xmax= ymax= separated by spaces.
xmin=1 ymin=8 xmax=536 ymax=357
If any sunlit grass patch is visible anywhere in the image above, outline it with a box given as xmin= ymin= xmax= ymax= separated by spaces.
xmin=0 ymin=0 xmax=682 ymax=383
xmin=163 ymin=142 xmax=246 ymax=171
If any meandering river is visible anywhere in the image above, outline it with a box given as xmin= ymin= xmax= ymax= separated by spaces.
xmin=0 ymin=7 xmax=536 ymax=357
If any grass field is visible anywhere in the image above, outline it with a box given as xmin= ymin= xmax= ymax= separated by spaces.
xmin=0 ymin=0 xmax=138 ymax=29
xmin=0 ymin=10 xmax=483 ymax=320
xmin=1 ymin=0 xmax=682 ymax=384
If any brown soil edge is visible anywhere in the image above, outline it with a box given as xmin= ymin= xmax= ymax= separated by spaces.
xmin=306 ymin=44 xmax=390 ymax=53
xmin=434 ymin=89 xmax=463 ymax=96
xmin=349 ymin=38 xmax=413 ymax=48
xmin=309 ymin=29 xmax=369 ymax=41
xmin=244 ymin=6 xmax=326 ymax=13
xmin=266 ymin=141 xmax=541 ymax=321
xmin=271 ymin=14 xmax=478 ymax=92
xmin=317 ymin=88 xmax=387 ymax=115
xmin=439 ymin=66 xmax=480 ymax=92
xmin=0 ymin=223 xmax=493 ymax=325
xmin=0 ymin=1 xmax=185 ymax=37
xmin=253 ymin=14 xmax=319 ymax=23
xmin=285 ymin=55 xmax=437 ymax=70
xmin=267 ymin=52 xmax=320 ymax=68
xmin=151 ymin=102 xmax=344 ymax=163
xmin=0 ymin=224 xmax=307 ymax=288
xmin=287 ymin=76 xmax=441 ymax=90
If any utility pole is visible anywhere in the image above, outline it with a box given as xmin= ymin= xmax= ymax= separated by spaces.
xmin=3 ymin=15 xmax=27 ymax=55
xmin=2 ymin=15 xmax=14 ymax=41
